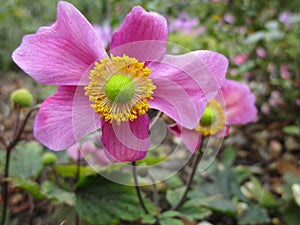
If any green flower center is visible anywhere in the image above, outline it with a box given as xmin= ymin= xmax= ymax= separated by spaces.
xmin=200 ymin=107 xmax=217 ymax=126
xmin=104 ymin=74 xmax=135 ymax=103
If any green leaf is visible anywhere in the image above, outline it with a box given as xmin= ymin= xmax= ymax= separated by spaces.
xmin=205 ymin=198 xmax=236 ymax=216
xmin=75 ymin=176 xmax=157 ymax=225
xmin=237 ymin=60 xmax=256 ymax=74
xmin=141 ymin=214 xmax=157 ymax=224
xmin=248 ymin=176 xmax=278 ymax=208
xmin=238 ymin=205 xmax=270 ymax=225
xmin=244 ymin=31 xmax=265 ymax=44
xmin=165 ymin=174 xmax=184 ymax=189
xmin=55 ymin=164 xmax=97 ymax=178
xmin=159 ymin=210 xmax=181 ymax=219
xmin=9 ymin=141 xmax=43 ymax=179
xmin=282 ymin=203 xmax=300 ymax=225
xmin=10 ymin=177 xmax=45 ymax=200
xmin=166 ymin=187 xmax=185 ymax=207
xmin=41 ymin=181 xmax=75 ymax=206
xmin=159 ymin=218 xmax=184 ymax=225
xmin=283 ymin=125 xmax=300 ymax=136
xmin=197 ymin=222 xmax=213 ymax=225
xmin=183 ymin=194 xmax=235 ymax=217
xmin=222 ymin=146 xmax=236 ymax=167
xmin=180 ymin=205 xmax=212 ymax=221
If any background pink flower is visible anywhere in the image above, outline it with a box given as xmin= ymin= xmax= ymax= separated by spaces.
xmin=280 ymin=64 xmax=291 ymax=79
xmin=169 ymin=12 xmax=206 ymax=36
xmin=93 ymin=23 xmax=112 ymax=49
xmin=233 ymin=53 xmax=248 ymax=66
xmin=169 ymin=80 xmax=257 ymax=152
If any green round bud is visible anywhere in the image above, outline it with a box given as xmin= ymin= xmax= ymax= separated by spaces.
xmin=200 ymin=107 xmax=217 ymax=126
xmin=136 ymin=166 xmax=148 ymax=177
xmin=104 ymin=75 xmax=135 ymax=103
xmin=10 ymin=88 xmax=33 ymax=107
xmin=42 ymin=152 xmax=57 ymax=166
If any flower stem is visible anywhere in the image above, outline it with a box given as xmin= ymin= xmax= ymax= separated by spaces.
xmin=132 ymin=161 xmax=149 ymax=214
xmin=149 ymin=173 xmax=159 ymax=206
xmin=75 ymin=147 xmax=81 ymax=225
xmin=1 ymin=142 xmax=13 ymax=225
xmin=172 ymin=135 xmax=205 ymax=211
xmin=149 ymin=111 xmax=163 ymax=130
xmin=1 ymin=105 xmax=39 ymax=225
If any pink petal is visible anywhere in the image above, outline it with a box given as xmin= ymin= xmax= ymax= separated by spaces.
xmin=34 ymin=86 xmax=100 ymax=150
xmin=12 ymin=1 xmax=107 ymax=85
xmin=101 ymin=115 xmax=150 ymax=162
xmin=110 ymin=6 xmax=167 ymax=62
xmin=149 ymin=51 xmax=228 ymax=129
xmin=217 ymin=80 xmax=257 ymax=125
xmin=215 ymin=125 xmax=231 ymax=138
xmin=168 ymin=124 xmax=202 ymax=153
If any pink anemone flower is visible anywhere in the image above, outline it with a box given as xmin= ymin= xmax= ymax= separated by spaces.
xmin=12 ymin=1 xmax=228 ymax=162
xmin=169 ymin=80 xmax=257 ymax=152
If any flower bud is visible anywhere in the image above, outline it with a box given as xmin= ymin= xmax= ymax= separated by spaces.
xmin=137 ymin=166 xmax=148 ymax=177
xmin=10 ymin=88 xmax=33 ymax=107
xmin=42 ymin=152 xmax=58 ymax=166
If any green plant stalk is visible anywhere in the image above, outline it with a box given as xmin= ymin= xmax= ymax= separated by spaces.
xmin=172 ymin=135 xmax=205 ymax=211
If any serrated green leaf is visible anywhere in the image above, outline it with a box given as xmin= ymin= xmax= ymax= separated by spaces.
xmin=141 ymin=214 xmax=157 ymax=224
xmin=41 ymin=181 xmax=75 ymax=206
xmin=165 ymin=174 xmax=184 ymax=189
xmin=238 ymin=205 xmax=270 ymax=225
xmin=249 ymin=176 xmax=278 ymax=208
xmin=180 ymin=205 xmax=212 ymax=221
xmin=9 ymin=141 xmax=43 ymax=179
xmin=205 ymin=198 xmax=236 ymax=216
xmin=159 ymin=210 xmax=181 ymax=219
xmin=75 ymin=176 xmax=157 ymax=225
xmin=159 ymin=218 xmax=184 ymax=225
xmin=10 ymin=177 xmax=45 ymax=200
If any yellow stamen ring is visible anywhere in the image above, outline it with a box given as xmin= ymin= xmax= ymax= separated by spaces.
xmin=195 ymin=99 xmax=225 ymax=136
xmin=85 ymin=55 xmax=156 ymax=125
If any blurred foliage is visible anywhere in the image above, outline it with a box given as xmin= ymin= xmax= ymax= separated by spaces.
xmin=1 ymin=0 xmax=300 ymax=224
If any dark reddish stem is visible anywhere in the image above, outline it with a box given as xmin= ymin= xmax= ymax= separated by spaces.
xmin=172 ymin=135 xmax=205 ymax=211
xmin=132 ymin=161 xmax=149 ymax=214
xmin=1 ymin=105 xmax=39 ymax=225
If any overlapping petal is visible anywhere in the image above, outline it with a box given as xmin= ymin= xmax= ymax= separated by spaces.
xmin=101 ymin=114 xmax=150 ymax=162
xmin=12 ymin=1 xmax=106 ymax=85
xmin=216 ymin=80 xmax=257 ymax=124
xmin=169 ymin=124 xmax=201 ymax=153
xmin=34 ymin=86 xmax=100 ymax=150
xmin=110 ymin=6 xmax=167 ymax=62
xmin=149 ymin=51 xmax=228 ymax=129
